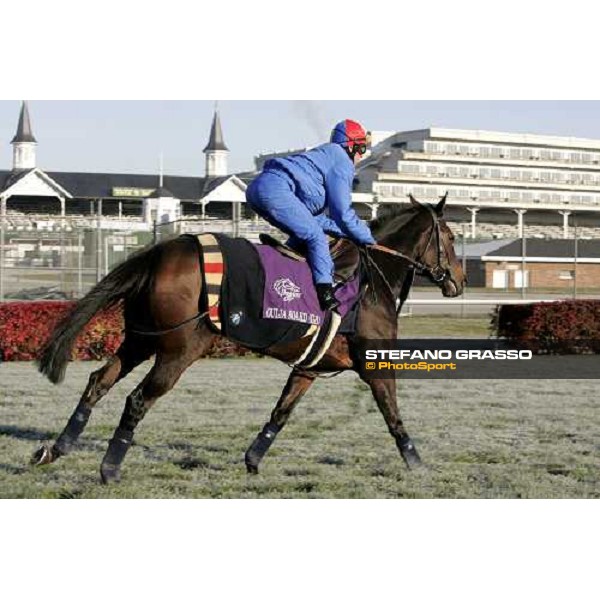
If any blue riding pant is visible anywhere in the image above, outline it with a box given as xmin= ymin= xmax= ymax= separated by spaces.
xmin=246 ymin=170 xmax=335 ymax=285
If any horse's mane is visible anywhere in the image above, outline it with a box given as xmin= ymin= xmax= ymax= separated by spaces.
xmin=369 ymin=203 xmax=421 ymax=241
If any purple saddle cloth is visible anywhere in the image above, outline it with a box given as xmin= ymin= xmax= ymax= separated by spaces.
xmin=255 ymin=245 xmax=360 ymax=326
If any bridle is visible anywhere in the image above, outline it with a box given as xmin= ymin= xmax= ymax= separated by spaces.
xmin=361 ymin=204 xmax=451 ymax=306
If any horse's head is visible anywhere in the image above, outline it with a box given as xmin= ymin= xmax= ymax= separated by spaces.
xmin=370 ymin=193 xmax=466 ymax=298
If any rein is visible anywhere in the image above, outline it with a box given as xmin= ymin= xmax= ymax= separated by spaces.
xmin=364 ymin=207 xmax=449 ymax=304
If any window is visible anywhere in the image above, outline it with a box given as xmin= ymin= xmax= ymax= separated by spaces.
xmin=401 ymin=163 xmax=420 ymax=174
xmin=491 ymin=169 xmax=502 ymax=179
xmin=509 ymin=148 xmax=521 ymax=160
xmin=558 ymin=270 xmax=575 ymax=280
xmin=570 ymin=173 xmax=582 ymax=184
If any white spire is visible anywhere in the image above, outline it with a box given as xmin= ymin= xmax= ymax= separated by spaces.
xmin=204 ymin=102 xmax=229 ymax=177
xmin=11 ymin=101 xmax=37 ymax=171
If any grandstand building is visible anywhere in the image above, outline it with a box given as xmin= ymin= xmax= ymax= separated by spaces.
xmin=355 ymin=128 xmax=600 ymax=240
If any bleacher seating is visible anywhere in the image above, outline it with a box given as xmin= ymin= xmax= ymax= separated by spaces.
xmin=446 ymin=221 xmax=600 ymax=240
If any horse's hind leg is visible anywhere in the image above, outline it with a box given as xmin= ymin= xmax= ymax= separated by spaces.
xmin=245 ymin=370 xmax=316 ymax=474
xmin=32 ymin=338 xmax=153 ymax=466
xmin=362 ymin=376 xmax=421 ymax=469
xmin=99 ymin=331 xmax=212 ymax=484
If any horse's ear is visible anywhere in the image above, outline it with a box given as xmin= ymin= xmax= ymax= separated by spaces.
xmin=435 ymin=191 xmax=448 ymax=214
xmin=408 ymin=194 xmax=421 ymax=208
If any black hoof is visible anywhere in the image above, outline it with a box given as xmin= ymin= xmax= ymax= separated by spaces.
xmin=245 ymin=460 xmax=259 ymax=475
xmin=100 ymin=464 xmax=121 ymax=485
xmin=398 ymin=438 xmax=422 ymax=470
xmin=31 ymin=443 xmax=56 ymax=466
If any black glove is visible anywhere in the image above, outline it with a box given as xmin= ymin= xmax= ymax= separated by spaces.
xmin=315 ymin=283 xmax=340 ymax=312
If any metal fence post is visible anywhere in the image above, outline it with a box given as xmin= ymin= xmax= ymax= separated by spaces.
xmin=0 ymin=196 xmax=5 ymax=302
xmin=96 ymin=198 xmax=103 ymax=283
xmin=521 ymin=230 xmax=526 ymax=299
xmin=461 ymin=223 xmax=467 ymax=317
xmin=77 ymin=230 xmax=83 ymax=298
xmin=573 ymin=219 xmax=578 ymax=299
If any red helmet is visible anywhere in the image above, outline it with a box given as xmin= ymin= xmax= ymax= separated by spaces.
xmin=330 ymin=119 xmax=369 ymax=155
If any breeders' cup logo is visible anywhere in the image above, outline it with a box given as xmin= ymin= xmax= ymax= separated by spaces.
xmin=273 ymin=277 xmax=302 ymax=302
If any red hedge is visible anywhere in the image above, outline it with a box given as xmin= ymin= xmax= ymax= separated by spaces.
xmin=493 ymin=300 xmax=600 ymax=354
xmin=0 ymin=301 xmax=251 ymax=362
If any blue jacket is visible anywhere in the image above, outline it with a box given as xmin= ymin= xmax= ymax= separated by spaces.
xmin=262 ymin=143 xmax=376 ymax=245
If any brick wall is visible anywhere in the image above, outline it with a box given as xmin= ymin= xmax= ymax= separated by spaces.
xmin=485 ymin=261 xmax=600 ymax=289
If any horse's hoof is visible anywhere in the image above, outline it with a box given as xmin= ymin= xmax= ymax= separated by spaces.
xmin=100 ymin=464 xmax=121 ymax=485
xmin=245 ymin=460 xmax=259 ymax=475
xmin=402 ymin=449 xmax=422 ymax=470
xmin=31 ymin=443 xmax=55 ymax=466
xmin=399 ymin=440 xmax=422 ymax=470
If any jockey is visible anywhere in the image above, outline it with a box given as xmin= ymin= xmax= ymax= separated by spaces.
xmin=246 ymin=119 xmax=376 ymax=311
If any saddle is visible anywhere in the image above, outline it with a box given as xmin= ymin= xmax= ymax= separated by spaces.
xmin=258 ymin=233 xmax=360 ymax=284
xmin=195 ymin=233 xmax=362 ymax=368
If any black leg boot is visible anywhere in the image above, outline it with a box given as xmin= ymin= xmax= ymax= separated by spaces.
xmin=245 ymin=423 xmax=281 ymax=474
xmin=100 ymin=427 xmax=134 ymax=484
xmin=53 ymin=405 xmax=92 ymax=457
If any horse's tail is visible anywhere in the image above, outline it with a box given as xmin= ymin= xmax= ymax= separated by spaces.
xmin=38 ymin=242 xmax=163 ymax=384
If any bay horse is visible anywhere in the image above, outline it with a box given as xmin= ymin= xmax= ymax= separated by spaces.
xmin=33 ymin=194 xmax=465 ymax=483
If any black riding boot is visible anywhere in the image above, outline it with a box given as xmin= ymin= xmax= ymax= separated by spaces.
xmin=315 ymin=283 xmax=340 ymax=312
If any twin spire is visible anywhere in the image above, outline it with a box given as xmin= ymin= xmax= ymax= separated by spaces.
xmin=12 ymin=101 xmax=36 ymax=144
xmin=11 ymin=101 xmax=37 ymax=171
xmin=8 ymin=101 xmax=229 ymax=177
xmin=203 ymin=104 xmax=229 ymax=177
xmin=203 ymin=104 xmax=229 ymax=153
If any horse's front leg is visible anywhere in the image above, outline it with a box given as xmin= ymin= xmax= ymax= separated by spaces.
xmin=245 ymin=370 xmax=316 ymax=474
xmin=361 ymin=375 xmax=421 ymax=469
